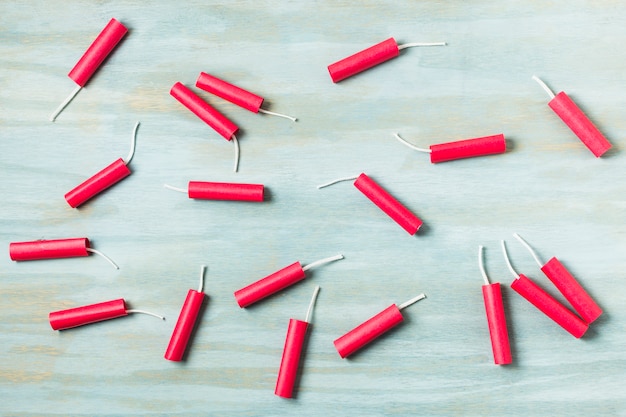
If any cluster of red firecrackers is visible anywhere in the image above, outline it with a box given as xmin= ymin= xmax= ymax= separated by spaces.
xmin=11 ymin=17 xmax=611 ymax=399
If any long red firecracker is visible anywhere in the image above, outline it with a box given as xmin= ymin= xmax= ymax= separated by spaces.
xmin=195 ymin=72 xmax=297 ymax=122
xmin=165 ymin=266 xmax=208 ymax=362
xmin=395 ymin=133 xmax=506 ymax=163
xmin=354 ymin=173 xmax=422 ymax=235
xmin=501 ymin=240 xmax=588 ymax=338
xmin=334 ymin=293 xmax=426 ymax=358
xmin=50 ymin=18 xmax=128 ymax=122
xmin=64 ymin=122 xmax=139 ymax=208
xmin=49 ymin=298 xmax=164 ymax=330
xmin=164 ymin=181 xmax=264 ymax=202
xmin=234 ymin=255 xmax=343 ymax=308
xmin=533 ymin=76 xmax=612 ymax=157
xmin=9 ymin=237 xmax=119 ymax=269
xmin=170 ymin=82 xmax=239 ymax=141
xmin=275 ymin=286 xmax=320 ymax=399
xmin=327 ymin=37 xmax=446 ymax=83
xmin=478 ymin=245 xmax=511 ymax=365
xmin=513 ymin=233 xmax=602 ymax=324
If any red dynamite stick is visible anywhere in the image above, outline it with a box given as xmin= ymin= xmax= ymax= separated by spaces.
xmin=50 ymin=18 xmax=128 ymax=122
xmin=354 ymin=173 xmax=422 ymax=235
xmin=165 ymin=266 xmax=208 ymax=362
xmin=333 ymin=294 xmax=425 ymax=358
xmin=430 ymin=134 xmax=506 ymax=163
xmin=49 ymin=298 xmax=163 ymax=331
xmin=65 ymin=158 xmax=130 ymax=208
xmin=68 ymin=18 xmax=128 ymax=87
xmin=234 ymin=255 xmax=343 ymax=308
xmin=10 ymin=238 xmax=89 ymax=261
xmin=327 ymin=38 xmax=446 ymax=83
xmin=170 ymin=82 xmax=238 ymax=141
xmin=195 ymin=72 xmax=297 ymax=121
xmin=501 ymin=240 xmax=588 ymax=338
xmin=513 ymin=233 xmax=602 ymax=323
xmin=275 ymin=286 xmax=320 ymax=399
xmin=534 ymin=76 xmax=611 ymax=157
xmin=541 ymin=257 xmax=602 ymax=323
xmin=196 ymin=72 xmax=264 ymax=113
xmin=478 ymin=246 xmax=511 ymax=365
xmin=188 ymin=181 xmax=264 ymax=202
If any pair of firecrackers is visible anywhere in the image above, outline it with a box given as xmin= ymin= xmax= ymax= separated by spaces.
xmin=502 ymin=234 xmax=601 ymax=337
xmin=327 ymin=37 xmax=446 ymax=82
xmin=533 ymin=76 xmax=612 ymax=157
xmin=170 ymin=73 xmax=296 ymax=172
xmin=233 ymin=254 xmax=343 ymax=398
xmin=50 ymin=18 xmax=128 ymax=122
xmin=318 ymin=173 xmax=423 ymax=235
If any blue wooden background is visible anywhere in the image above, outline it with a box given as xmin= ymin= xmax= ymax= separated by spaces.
xmin=1 ymin=1 xmax=625 ymax=416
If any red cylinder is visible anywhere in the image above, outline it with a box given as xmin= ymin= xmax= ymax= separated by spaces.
xmin=234 ymin=262 xmax=306 ymax=308
xmin=328 ymin=38 xmax=399 ymax=83
xmin=68 ymin=18 xmax=128 ymax=87
xmin=548 ymin=91 xmax=612 ymax=157
xmin=188 ymin=181 xmax=264 ymax=202
xmin=541 ymin=257 xmax=602 ymax=324
xmin=275 ymin=319 xmax=309 ymax=398
xmin=10 ymin=238 xmax=89 ymax=261
xmin=49 ymin=298 xmax=127 ymax=330
xmin=196 ymin=72 xmax=264 ymax=113
xmin=334 ymin=304 xmax=404 ymax=358
xmin=430 ymin=134 xmax=506 ymax=163
xmin=482 ymin=283 xmax=512 ymax=365
xmin=510 ymin=274 xmax=588 ymax=338
xmin=170 ymin=82 xmax=239 ymax=141
xmin=64 ymin=158 xmax=131 ymax=208
xmin=164 ymin=289 xmax=206 ymax=362
xmin=353 ymin=173 xmax=422 ymax=235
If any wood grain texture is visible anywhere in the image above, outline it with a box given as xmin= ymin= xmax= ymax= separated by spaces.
xmin=1 ymin=1 xmax=625 ymax=415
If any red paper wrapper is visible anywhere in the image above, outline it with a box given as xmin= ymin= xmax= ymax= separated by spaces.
xmin=10 ymin=238 xmax=89 ymax=261
xmin=234 ymin=262 xmax=306 ymax=308
xmin=430 ymin=134 xmax=506 ymax=163
xmin=334 ymin=304 xmax=404 ymax=358
xmin=68 ymin=18 xmax=128 ymax=87
xmin=170 ymin=82 xmax=238 ymax=141
xmin=164 ymin=289 xmax=206 ymax=361
xmin=511 ymin=274 xmax=588 ymax=338
xmin=275 ymin=319 xmax=309 ymax=398
xmin=482 ymin=283 xmax=512 ymax=365
xmin=196 ymin=72 xmax=264 ymax=113
xmin=65 ymin=158 xmax=131 ymax=208
xmin=328 ymin=38 xmax=399 ymax=83
xmin=50 ymin=298 xmax=127 ymax=330
xmin=188 ymin=181 xmax=264 ymax=202
xmin=548 ymin=91 xmax=612 ymax=157
xmin=353 ymin=173 xmax=422 ymax=235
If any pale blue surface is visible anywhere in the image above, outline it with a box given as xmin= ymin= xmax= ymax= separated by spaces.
xmin=1 ymin=1 xmax=625 ymax=416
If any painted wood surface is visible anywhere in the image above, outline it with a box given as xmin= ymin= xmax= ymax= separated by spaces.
xmin=1 ymin=1 xmax=625 ymax=415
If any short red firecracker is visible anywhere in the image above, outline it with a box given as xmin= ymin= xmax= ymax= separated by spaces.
xmin=170 ymin=82 xmax=241 ymax=172
xmin=164 ymin=181 xmax=264 ymax=202
xmin=64 ymin=122 xmax=140 ymax=208
xmin=49 ymin=298 xmax=164 ymax=330
xmin=318 ymin=173 xmax=423 ymax=235
xmin=327 ymin=37 xmax=446 ymax=83
xmin=165 ymin=265 xmax=208 ymax=362
xmin=234 ymin=254 xmax=343 ymax=308
xmin=533 ymin=76 xmax=612 ymax=157
xmin=478 ymin=245 xmax=512 ymax=365
xmin=501 ymin=240 xmax=588 ymax=338
xmin=196 ymin=72 xmax=297 ymax=122
xmin=334 ymin=293 xmax=426 ymax=358
xmin=395 ymin=132 xmax=506 ymax=163
xmin=50 ymin=18 xmax=128 ymax=122
xmin=513 ymin=233 xmax=602 ymax=324
xmin=9 ymin=237 xmax=118 ymax=269
xmin=275 ymin=286 xmax=320 ymax=399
